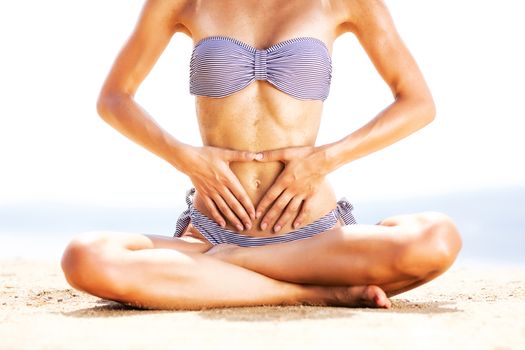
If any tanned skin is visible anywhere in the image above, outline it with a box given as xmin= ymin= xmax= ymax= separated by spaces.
xmin=61 ymin=0 xmax=461 ymax=310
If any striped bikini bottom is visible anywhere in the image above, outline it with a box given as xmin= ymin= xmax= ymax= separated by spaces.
xmin=173 ymin=187 xmax=358 ymax=247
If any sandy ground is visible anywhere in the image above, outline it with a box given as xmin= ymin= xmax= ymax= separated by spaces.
xmin=0 ymin=259 xmax=524 ymax=350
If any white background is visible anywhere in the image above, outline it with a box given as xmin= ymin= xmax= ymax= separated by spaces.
xmin=1 ymin=0 xmax=524 ymax=208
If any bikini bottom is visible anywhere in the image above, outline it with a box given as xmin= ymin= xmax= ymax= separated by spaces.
xmin=173 ymin=187 xmax=357 ymax=247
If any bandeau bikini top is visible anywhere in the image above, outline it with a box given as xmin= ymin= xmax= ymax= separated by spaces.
xmin=189 ymin=36 xmax=332 ymax=101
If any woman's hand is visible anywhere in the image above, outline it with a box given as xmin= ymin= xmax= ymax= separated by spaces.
xmin=180 ymin=145 xmax=258 ymax=231
xmin=254 ymin=145 xmax=330 ymax=233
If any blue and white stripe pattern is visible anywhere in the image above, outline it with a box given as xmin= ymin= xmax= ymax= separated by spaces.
xmin=189 ymin=36 xmax=332 ymax=101
xmin=174 ymin=188 xmax=357 ymax=247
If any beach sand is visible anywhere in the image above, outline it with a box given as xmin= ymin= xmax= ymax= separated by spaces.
xmin=1 ymin=259 xmax=524 ymax=350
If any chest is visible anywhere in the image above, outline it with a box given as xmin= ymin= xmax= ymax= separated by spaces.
xmin=184 ymin=0 xmax=339 ymax=50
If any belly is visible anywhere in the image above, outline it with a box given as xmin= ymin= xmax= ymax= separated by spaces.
xmin=191 ymin=83 xmax=339 ymax=237
xmin=192 ymin=162 xmax=339 ymax=236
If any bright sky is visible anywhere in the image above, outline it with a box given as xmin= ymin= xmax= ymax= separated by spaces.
xmin=1 ymin=0 xmax=524 ymax=207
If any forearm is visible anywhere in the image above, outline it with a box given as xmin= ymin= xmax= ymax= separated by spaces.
xmin=321 ymin=96 xmax=436 ymax=173
xmin=96 ymin=93 xmax=191 ymax=173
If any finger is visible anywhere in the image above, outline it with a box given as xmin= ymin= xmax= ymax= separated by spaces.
xmin=223 ymin=149 xmax=257 ymax=162
xmin=273 ymin=196 xmax=304 ymax=233
xmin=254 ymin=149 xmax=286 ymax=163
xmin=260 ymin=191 xmax=294 ymax=232
xmin=202 ymin=195 xmax=226 ymax=228
xmin=255 ymin=146 xmax=310 ymax=163
xmin=220 ymin=186 xmax=253 ymax=230
xmin=225 ymin=175 xmax=256 ymax=220
xmin=211 ymin=193 xmax=245 ymax=231
xmin=293 ymin=199 xmax=312 ymax=229
xmin=255 ymin=182 xmax=286 ymax=219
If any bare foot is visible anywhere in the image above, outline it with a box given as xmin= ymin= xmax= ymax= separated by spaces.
xmin=331 ymin=285 xmax=392 ymax=309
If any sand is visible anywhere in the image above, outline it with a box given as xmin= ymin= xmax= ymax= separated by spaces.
xmin=1 ymin=259 xmax=524 ymax=350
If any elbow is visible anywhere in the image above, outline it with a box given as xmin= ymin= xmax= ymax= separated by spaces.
xmin=96 ymin=91 xmax=113 ymax=121
xmin=412 ymin=95 xmax=436 ymax=129
xmin=424 ymin=97 xmax=437 ymax=124
xmin=96 ymin=95 xmax=110 ymax=120
xmin=96 ymin=91 xmax=129 ymax=122
xmin=396 ymin=88 xmax=436 ymax=128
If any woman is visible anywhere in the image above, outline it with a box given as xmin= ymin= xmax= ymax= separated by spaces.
xmin=61 ymin=0 xmax=462 ymax=310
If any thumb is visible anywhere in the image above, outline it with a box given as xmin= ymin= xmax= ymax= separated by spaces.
xmin=254 ymin=149 xmax=288 ymax=162
xmin=256 ymin=146 xmax=315 ymax=162
xmin=224 ymin=149 xmax=257 ymax=162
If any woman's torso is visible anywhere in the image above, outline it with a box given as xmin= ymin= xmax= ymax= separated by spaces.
xmin=177 ymin=0 xmax=348 ymax=236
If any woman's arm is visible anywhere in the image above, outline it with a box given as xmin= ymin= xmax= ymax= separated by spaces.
xmin=96 ymin=0 xmax=256 ymax=229
xmin=322 ymin=0 xmax=436 ymax=172
xmin=254 ymin=0 xmax=436 ymax=231
xmin=96 ymin=0 xmax=188 ymax=170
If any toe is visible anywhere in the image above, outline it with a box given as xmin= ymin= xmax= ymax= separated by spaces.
xmin=364 ymin=285 xmax=391 ymax=308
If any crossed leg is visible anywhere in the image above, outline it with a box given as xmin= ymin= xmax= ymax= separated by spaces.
xmin=205 ymin=211 xmax=463 ymax=297
xmin=60 ymin=211 xmax=461 ymax=310
xmin=60 ymin=231 xmax=387 ymax=310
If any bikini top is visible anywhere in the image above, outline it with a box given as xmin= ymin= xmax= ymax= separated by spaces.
xmin=189 ymin=36 xmax=332 ymax=101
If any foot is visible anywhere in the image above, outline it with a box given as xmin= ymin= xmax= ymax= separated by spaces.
xmin=331 ymin=285 xmax=392 ymax=309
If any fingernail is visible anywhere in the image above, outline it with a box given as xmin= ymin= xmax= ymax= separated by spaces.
xmin=274 ymin=225 xmax=281 ymax=233
xmin=236 ymin=224 xmax=243 ymax=231
xmin=261 ymin=222 xmax=267 ymax=230
xmin=256 ymin=211 xmax=262 ymax=219
xmin=294 ymin=222 xmax=300 ymax=228
xmin=245 ymin=222 xmax=251 ymax=230
xmin=255 ymin=153 xmax=263 ymax=160
xmin=250 ymin=211 xmax=256 ymax=220
xmin=220 ymin=222 xmax=226 ymax=228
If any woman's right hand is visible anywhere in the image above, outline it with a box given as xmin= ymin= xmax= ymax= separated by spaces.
xmin=179 ymin=145 xmax=259 ymax=231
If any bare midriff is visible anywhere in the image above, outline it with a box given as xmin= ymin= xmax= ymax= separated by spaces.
xmin=191 ymin=80 xmax=341 ymax=237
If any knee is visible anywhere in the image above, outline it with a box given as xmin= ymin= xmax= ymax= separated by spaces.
xmin=61 ymin=231 xmax=128 ymax=299
xmin=398 ymin=211 xmax=462 ymax=278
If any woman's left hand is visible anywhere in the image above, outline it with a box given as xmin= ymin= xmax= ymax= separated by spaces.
xmin=254 ymin=145 xmax=330 ymax=233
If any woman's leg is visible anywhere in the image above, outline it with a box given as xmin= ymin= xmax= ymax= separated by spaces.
xmin=205 ymin=211 xmax=462 ymax=297
xmin=60 ymin=231 xmax=392 ymax=310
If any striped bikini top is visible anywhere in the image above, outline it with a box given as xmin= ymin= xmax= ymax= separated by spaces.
xmin=189 ymin=36 xmax=332 ymax=101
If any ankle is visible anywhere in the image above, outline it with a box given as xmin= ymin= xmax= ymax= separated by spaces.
xmin=296 ymin=285 xmax=334 ymax=306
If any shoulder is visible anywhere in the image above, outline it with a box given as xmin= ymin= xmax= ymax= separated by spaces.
xmin=137 ymin=0 xmax=194 ymax=30
xmin=335 ymin=0 xmax=394 ymax=35
xmin=140 ymin=0 xmax=192 ymax=13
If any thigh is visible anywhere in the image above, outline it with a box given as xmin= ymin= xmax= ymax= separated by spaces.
xmin=229 ymin=211 xmax=460 ymax=286
xmin=65 ymin=227 xmax=213 ymax=263
xmin=145 ymin=225 xmax=213 ymax=254
xmin=62 ymin=229 xmax=213 ymax=294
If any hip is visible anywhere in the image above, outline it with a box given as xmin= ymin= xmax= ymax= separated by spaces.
xmin=174 ymin=185 xmax=358 ymax=247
